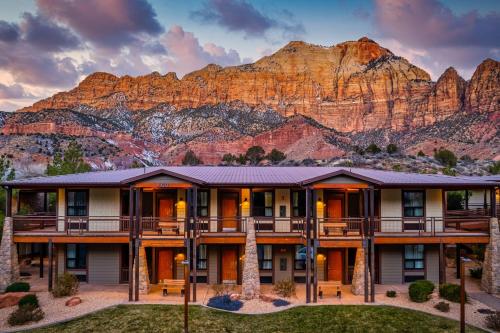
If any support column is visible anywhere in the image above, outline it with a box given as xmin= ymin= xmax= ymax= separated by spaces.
xmin=351 ymin=246 xmax=370 ymax=296
xmin=39 ymin=244 xmax=44 ymax=278
xmin=369 ymin=188 xmax=375 ymax=303
xmin=305 ymin=188 xmax=311 ymax=303
xmin=185 ymin=188 xmax=191 ymax=303
xmin=363 ymin=189 xmax=369 ymax=302
xmin=439 ymin=243 xmax=446 ymax=284
xmin=133 ymin=245 xmax=150 ymax=295
xmin=48 ymin=239 xmax=53 ymax=291
xmin=481 ymin=217 xmax=500 ymax=294
xmin=134 ymin=188 xmax=141 ymax=301
xmin=128 ymin=186 xmax=134 ymax=302
xmin=456 ymin=244 xmax=461 ymax=279
xmin=312 ymin=189 xmax=318 ymax=303
xmin=192 ymin=187 xmax=198 ymax=302
xmin=0 ymin=187 xmax=20 ymax=291
xmin=241 ymin=217 xmax=260 ymax=299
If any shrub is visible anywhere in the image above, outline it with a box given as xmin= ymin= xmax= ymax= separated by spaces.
xmin=408 ymin=280 xmax=435 ymax=303
xmin=52 ymin=273 xmax=79 ymax=298
xmin=272 ymin=299 xmax=290 ymax=307
xmin=182 ymin=150 xmax=202 ymax=166
xmin=8 ymin=304 xmax=44 ymax=326
xmin=365 ymin=143 xmax=381 ymax=154
xmin=489 ymin=161 xmax=500 ymax=175
xmin=439 ymin=283 xmax=464 ymax=303
xmin=273 ymin=279 xmax=296 ymax=298
xmin=245 ymin=146 xmax=266 ymax=165
xmin=469 ymin=267 xmax=482 ymax=279
xmin=386 ymin=143 xmax=398 ymax=154
xmin=434 ymin=301 xmax=450 ymax=312
xmin=485 ymin=311 xmax=500 ymax=331
xmin=206 ymin=295 xmax=243 ymax=311
xmin=18 ymin=294 xmax=39 ymax=308
xmin=5 ymin=282 xmax=30 ymax=293
xmin=386 ymin=290 xmax=397 ymax=298
xmin=267 ymin=149 xmax=286 ymax=164
xmin=442 ymin=167 xmax=456 ymax=176
xmin=434 ymin=148 xmax=457 ymax=167
xmin=417 ymin=150 xmax=426 ymax=157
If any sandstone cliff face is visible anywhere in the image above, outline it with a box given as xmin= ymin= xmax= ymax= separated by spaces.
xmin=465 ymin=59 xmax=500 ymax=113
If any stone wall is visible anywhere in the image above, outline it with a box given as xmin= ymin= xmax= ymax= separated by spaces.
xmin=0 ymin=217 xmax=20 ymax=291
xmin=242 ymin=218 xmax=260 ymax=299
xmin=351 ymin=246 xmax=370 ymax=296
xmin=134 ymin=245 xmax=150 ymax=295
xmin=481 ymin=218 xmax=500 ymax=295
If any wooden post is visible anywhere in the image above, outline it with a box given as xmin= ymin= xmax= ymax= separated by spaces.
xmin=312 ymin=189 xmax=318 ymax=303
xmin=369 ymin=188 xmax=375 ymax=303
xmin=185 ymin=188 xmax=191 ymax=303
xmin=184 ymin=262 xmax=189 ymax=333
xmin=491 ymin=188 xmax=497 ymax=218
xmin=439 ymin=243 xmax=446 ymax=284
xmin=363 ymin=189 xmax=369 ymax=303
xmin=48 ymin=239 xmax=53 ymax=291
xmin=39 ymin=243 xmax=44 ymax=278
xmin=460 ymin=257 xmax=465 ymax=333
xmin=455 ymin=244 xmax=461 ymax=279
xmin=128 ymin=187 xmax=134 ymax=302
xmin=192 ymin=187 xmax=198 ymax=302
xmin=134 ymin=188 xmax=141 ymax=301
xmin=5 ymin=187 xmax=12 ymax=218
xmin=305 ymin=187 xmax=311 ymax=303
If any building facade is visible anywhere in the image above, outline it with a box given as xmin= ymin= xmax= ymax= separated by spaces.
xmin=1 ymin=167 xmax=498 ymax=302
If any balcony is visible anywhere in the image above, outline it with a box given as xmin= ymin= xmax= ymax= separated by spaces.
xmin=317 ymin=218 xmax=363 ymax=238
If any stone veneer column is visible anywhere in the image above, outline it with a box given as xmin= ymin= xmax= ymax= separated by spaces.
xmin=351 ymin=247 xmax=370 ymax=295
xmin=134 ymin=245 xmax=150 ymax=295
xmin=242 ymin=217 xmax=260 ymax=299
xmin=0 ymin=217 xmax=20 ymax=291
xmin=481 ymin=217 xmax=500 ymax=295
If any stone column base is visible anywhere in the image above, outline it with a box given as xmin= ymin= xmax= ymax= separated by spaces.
xmin=242 ymin=217 xmax=260 ymax=300
xmin=351 ymin=246 xmax=371 ymax=296
xmin=481 ymin=218 xmax=500 ymax=295
xmin=0 ymin=217 xmax=20 ymax=291
xmin=134 ymin=245 xmax=150 ymax=295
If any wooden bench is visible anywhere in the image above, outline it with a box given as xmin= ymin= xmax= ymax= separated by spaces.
xmin=160 ymin=279 xmax=185 ymax=296
xmin=318 ymin=281 xmax=342 ymax=299
xmin=322 ymin=223 xmax=348 ymax=236
xmin=156 ymin=222 xmax=180 ymax=236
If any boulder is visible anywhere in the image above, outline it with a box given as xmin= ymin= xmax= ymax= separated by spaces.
xmin=0 ymin=292 xmax=30 ymax=308
xmin=65 ymin=296 xmax=82 ymax=307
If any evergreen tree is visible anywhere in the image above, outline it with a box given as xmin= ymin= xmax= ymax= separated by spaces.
xmin=245 ymin=146 xmax=265 ymax=165
xmin=267 ymin=149 xmax=286 ymax=164
xmin=46 ymin=141 xmax=92 ymax=176
xmin=182 ymin=150 xmax=202 ymax=166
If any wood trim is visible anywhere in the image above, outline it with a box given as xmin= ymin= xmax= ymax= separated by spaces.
xmin=318 ymin=240 xmax=362 ymax=248
xmin=374 ymin=236 xmax=489 ymax=244
xmin=199 ymin=237 xmax=246 ymax=244
xmin=13 ymin=236 xmax=129 ymax=243
xmin=141 ymin=239 xmax=185 ymax=247
xmin=135 ymin=182 xmax=192 ymax=189
xmin=312 ymin=184 xmax=369 ymax=189
xmin=256 ymin=237 xmax=305 ymax=244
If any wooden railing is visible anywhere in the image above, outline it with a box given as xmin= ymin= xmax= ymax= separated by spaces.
xmin=140 ymin=217 xmax=184 ymax=236
xmin=195 ymin=217 xmax=246 ymax=233
xmin=12 ymin=215 xmax=57 ymax=232
xmin=317 ymin=218 xmax=363 ymax=238
xmin=254 ymin=217 xmax=305 ymax=234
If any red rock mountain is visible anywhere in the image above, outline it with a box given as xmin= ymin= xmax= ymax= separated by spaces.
xmin=1 ymin=38 xmax=498 ymax=173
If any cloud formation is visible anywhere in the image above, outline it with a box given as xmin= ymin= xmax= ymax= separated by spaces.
xmin=191 ymin=0 xmax=305 ymax=39
xmin=37 ymin=0 xmax=164 ymax=49
xmin=0 ymin=83 xmax=34 ymax=99
xmin=373 ymin=0 xmax=500 ymax=78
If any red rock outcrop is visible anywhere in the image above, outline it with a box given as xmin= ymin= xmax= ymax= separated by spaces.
xmin=465 ymin=59 xmax=500 ymax=113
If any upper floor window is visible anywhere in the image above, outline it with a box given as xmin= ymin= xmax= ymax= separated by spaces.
xmin=197 ymin=190 xmax=209 ymax=217
xmin=403 ymin=191 xmax=424 ymax=217
xmin=197 ymin=245 xmax=207 ymax=270
xmin=292 ymin=190 xmax=306 ymax=217
xmin=66 ymin=244 xmax=87 ymax=269
xmin=67 ymin=190 xmax=88 ymax=216
xmin=252 ymin=191 xmax=273 ymax=217
xmin=258 ymin=245 xmax=272 ymax=270
xmin=404 ymin=245 xmax=424 ymax=270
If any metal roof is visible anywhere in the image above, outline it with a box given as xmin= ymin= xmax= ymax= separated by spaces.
xmin=2 ymin=166 xmax=497 ymax=188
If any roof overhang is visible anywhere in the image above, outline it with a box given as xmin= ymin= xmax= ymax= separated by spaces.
xmin=121 ymin=168 xmax=206 ymax=186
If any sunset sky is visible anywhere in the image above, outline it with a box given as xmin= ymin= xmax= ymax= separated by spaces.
xmin=0 ymin=0 xmax=499 ymax=111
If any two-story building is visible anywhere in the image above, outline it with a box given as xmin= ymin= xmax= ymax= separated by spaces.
xmin=0 ymin=167 xmax=497 ymax=302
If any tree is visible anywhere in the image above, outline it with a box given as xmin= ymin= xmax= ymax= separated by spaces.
xmin=386 ymin=143 xmax=398 ymax=154
xmin=434 ymin=148 xmax=457 ymax=167
xmin=365 ymin=143 xmax=381 ymax=154
xmin=245 ymin=146 xmax=265 ymax=165
xmin=417 ymin=150 xmax=426 ymax=157
xmin=236 ymin=154 xmax=247 ymax=165
xmin=488 ymin=161 xmax=500 ymax=175
xmin=266 ymin=149 xmax=286 ymax=165
xmin=222 ymin=153 xmax=236 ymax=165
xmin=46 ymin=141 xmax=92 ymax=176
xmin=182 ymin=150 xmax=202 ymax=166
xmin=0 ymin=155 xmax=15 ymax=240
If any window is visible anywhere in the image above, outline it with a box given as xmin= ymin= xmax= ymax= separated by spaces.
xmin=66 ymin=244 xmax=87 ymax=269
xmin=197 ymin=190 xmax=209 ymax=217
xmin=67 ymin=190 xmax=87 ymax=216
xmin=294 ymin=245 xmax=307 ymax=270
xmin=258 ymin=245 xmax=272 ymax=270
xmin=404 ymin=245 xmax=424 ymax=270
xmin=197 ymin=245 xmax=207 ymax=270
xmin=252 ymin=191 xmax=273 ymax=217
xmin=403 ymin=191 xmax=424 ymax=217
xmin=292 ymin=191 xmax=306 ymax=217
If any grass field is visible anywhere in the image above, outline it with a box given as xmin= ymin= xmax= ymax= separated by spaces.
xmin=29 ymin=304 xmax=484 ymax=333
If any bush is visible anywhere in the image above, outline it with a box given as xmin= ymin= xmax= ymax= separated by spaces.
xmin=266 ymin=149 xmax=286 ymax=164
xmin=273 ymin=279 xmax=296 ymax=298
xmin=386 ymin=290 xmax=397 ymax=298
xmin=485 ymin=311 xmax=500 ymax=331
xmin=8 ymin=304 xmax=44 ymax=326
xmin=5 ymin=282 xmax=30 ymax=293
xmin=417 ymin=150 xmax=426 ymax=157
xmin=365 ymin=143 xmax=381 ymax=154
xmin=18 ymin=294 xmax=39 ymax=308
xmin=386 ymin=143 xmax=398 ymax=154
xmin=272 ymin=299 xmax=290 ymax=307
xmin=434 ymin=148 xmax=457 ymax=167
xmin=408 ymin=280 xmax=435 ymax=303
xmin=439 ymin=283 xmax=464 ymax=303
xmin=206 ymin=295 xmax=243 ymax=311
xmin=469 ymin=267 xmax=482 ymax=279
xmin=489 ymin=161 xmax=500 ymax=175
xmin=52 ymin=273 xmax=79 ymax=298
xmin=182 ymin=150 xmax=202 ymax=166
xmin=245 ymin=146 xmax=265 ymax=165
xmin=434 ymin=301 xmax=450 ymax=312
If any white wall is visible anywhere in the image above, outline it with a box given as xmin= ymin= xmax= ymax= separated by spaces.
xmin=380 ymin=189 xmax=402 ymax=232
xmin=274 ymin=189 xmax=290 ymax=232
xmin=88 ymin=188 xmax=120 ymax=231
xmin=426 ymin=189 xmax=443 ymax=232
xmin=57 ymin=188 xmax=65 ymax=231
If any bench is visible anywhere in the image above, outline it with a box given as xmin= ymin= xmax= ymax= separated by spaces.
xmin=318 ymin=281 xmax=342 ymax=299
xmin=322 ymin=223 xmax=348 ymax=236
xmin=160 ymin=279 xmax=185 ymax=296
xmin=156 ymin=222 xmax=180 ymax=236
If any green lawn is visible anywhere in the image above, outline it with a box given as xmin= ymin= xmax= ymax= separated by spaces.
xmin=28 ymin=305 xmax=484 ymax=333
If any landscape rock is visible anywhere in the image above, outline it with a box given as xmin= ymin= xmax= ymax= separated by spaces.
xmin=0 ymin=292 xmax=30 ymax=308
xmin=65 ymin=296 xmax=82 ymax=307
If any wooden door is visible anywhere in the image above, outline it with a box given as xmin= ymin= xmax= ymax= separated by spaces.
xmin=221 ymin=193 xmax=238 ymax=230
xmin=327 ymin=197 xmax=343 ymax=220
xmin=158 ymin=197 xmax=175 ymax=218
xmin=157 ymin=249 xmax=173 ymax=281
xmin=221 ymin=248 xmax=238 ymax=282
xmin=327 ymin=249 xmax=343 ymax=281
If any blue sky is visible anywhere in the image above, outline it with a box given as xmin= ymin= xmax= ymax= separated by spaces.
xmin=0 ymin=0 xmax=499 ymax=111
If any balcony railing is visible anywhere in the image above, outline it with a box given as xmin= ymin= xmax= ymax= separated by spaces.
xmin=317 ymin=218 xmax=363 ymax=238
xmin=195 ymin=217 xmax=246 ymax=234
xmin=254 ymin=217 xmax=305 ymax=234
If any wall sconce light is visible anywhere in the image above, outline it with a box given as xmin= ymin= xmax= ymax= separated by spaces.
xmin=175 ymin=253 xmax=186 ymax=261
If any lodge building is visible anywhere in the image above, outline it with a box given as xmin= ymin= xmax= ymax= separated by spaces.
xmin=0 ymin=167 xmax=498 ymax=302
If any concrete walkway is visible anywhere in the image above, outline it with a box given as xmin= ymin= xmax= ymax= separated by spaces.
xmin=469 ymin=292 xmax=500 ymax=311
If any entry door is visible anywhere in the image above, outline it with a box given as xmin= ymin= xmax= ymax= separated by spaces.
xmin=221 ymin=192 xmax=238 ymax=231
xmin=327 ymin=249 xmax=343 ymax=281
xmin=221 ymin=248 xmax=238 ymax=283
xmin=157 ymin=249 xmax=174 ymax=281
xmin=158 ymin=196 xmax=175 ymax=219
xmin=327 ymin=194 xmax=343 ymax=220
